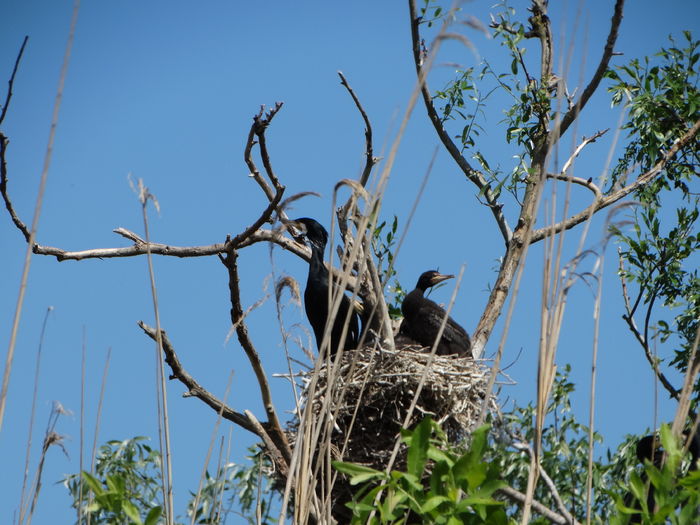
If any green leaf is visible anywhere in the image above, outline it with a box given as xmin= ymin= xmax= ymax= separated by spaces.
xmin=407 ymin=417 xmax=432 ymax=478
xmin=144 ymin=506 xmax=162 ymax=525
xmin=332 ymin=461 xmax=384 ymax=485
xmin=81 ymin=471 xmax=105 ymax=496
xmin=122 ymin=500 xmax=143 ymax=525
xmin=421 ymin=495 xmax=450 ymax=513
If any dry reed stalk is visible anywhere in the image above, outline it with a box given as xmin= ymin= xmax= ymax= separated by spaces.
xmin=78 ymin=328 xmax=87 ymax=525
xmin=87 ymin=347 xmax=111 ymax=525
xmin=0 ymin=0 xmax=80 ymax=433
xmin=136 ymin=179 xmax=174 ymax=525
xmin=18 ymin=307 xmax=53 ymax=525
xmin=189 ymin=371 xmax=234 ymax=525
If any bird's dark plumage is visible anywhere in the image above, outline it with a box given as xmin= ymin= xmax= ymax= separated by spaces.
xmin=400 ymin=270 xmax=471 ymax=357
xmin=626 ymin=431 xmax=700 ymax=523
xmin=291 ymin=218 xmax=360 ymax=356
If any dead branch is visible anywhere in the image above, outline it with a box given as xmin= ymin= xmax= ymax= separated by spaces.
xmin=338 ymin=72 xmax=377 ymax=187
xmin=18 ymin=228 xmax=300 ymax=261
xmin=244 ymin=103 xmax=284 ymax=205
xmin=137 ymin=321 xmax=259 ymax=435
xmin=532 ymin=118 xmax=700 ymax=242
xmin=0 ymin=36 xmax=29 ymax=126
xmin=220 ymin=246 xmax=291 ymax=463
xmin=561 ymin=129 xmax=609 ymax=174
xmin=510 ymin=438 xmax=578 ymax=524
xmin=407 ymin=0 xmax=512 ymax=247
xmin=546 ymin=173 xmax=602 ymax=200
xmin=0 ymin=133 xmax=30 ymax=241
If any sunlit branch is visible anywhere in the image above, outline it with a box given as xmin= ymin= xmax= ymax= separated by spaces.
xmin=532 ymin=118 xmax=700 ymax=243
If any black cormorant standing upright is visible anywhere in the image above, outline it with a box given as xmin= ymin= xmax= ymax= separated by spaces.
xmin=400 ymin=270 xmax=471 ymax=357
xmin=290 ymin=218 xmax=360 ymax=356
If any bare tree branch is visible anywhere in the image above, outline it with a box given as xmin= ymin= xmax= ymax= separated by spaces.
xmin=338 ymin=71 xmax=377 ymax=187
xmin=0 ymin=36 xmax=28 ymax=126
xmin=244 ymin=103 xmax=284 ymax=204
xmin=532 ymin=118 xmax=700 ymax=242
xmin=23 ymin=228 xmax=301 ymax=261
xmin=498 ymin=485 xmax=582 ymax=525
xmin=407 ymin=0 xmax=512 ymax=247
xmin=550 ymin=0 xmax=625 ymax=143
xmin=546 ymin=173 xmax=602 ymax=200
xmin=560 ymin=129 xmax=609 ymax=175
xmin=137 ymin=321 xmax=258 ymax=434
xmin=0 ymin=133 xmax=30 ymax=241
xmin=220 ymin=246 xmax=291 ymax=463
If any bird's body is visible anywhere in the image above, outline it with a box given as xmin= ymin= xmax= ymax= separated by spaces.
xmin=291 ymin=218 xmax=360 ymax=356
xmin=400 ymin=270 xmax=471 ymax=357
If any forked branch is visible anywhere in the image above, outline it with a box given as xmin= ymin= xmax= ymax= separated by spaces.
xmin=532 ymin=118 xmax=700 ymax=242
xmin=137 ymin=321 xmax=292 ymax=476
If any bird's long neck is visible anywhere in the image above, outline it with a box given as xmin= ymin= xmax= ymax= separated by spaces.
xmin=413 ymin=286 xmax=427 ymax=297
xmin=308 ymin=243 xmax=328 ymax=282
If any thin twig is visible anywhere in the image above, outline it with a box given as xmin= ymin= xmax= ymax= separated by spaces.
xmin=0 ymin=35 xmax=29 ymax=126
xmin=338 ymin=71 xmax=376 ymax=187
xmin=618 ymin=251 xmax=679 ymax=399
xmin=532 ymin=118 xmax=700 ymax=242
xmin=547 ymin=173 xmax=602 ymax=199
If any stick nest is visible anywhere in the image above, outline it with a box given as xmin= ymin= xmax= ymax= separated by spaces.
xmin=289 ymin=344 xmax=495 ymax=472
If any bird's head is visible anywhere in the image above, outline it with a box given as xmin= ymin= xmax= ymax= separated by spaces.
xmin=416 ymin=270 xmax=454 ymax=291
xmin=288 ymin=217 xmax=328 ymax=251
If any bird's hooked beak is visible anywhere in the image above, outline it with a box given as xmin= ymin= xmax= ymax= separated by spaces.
xmin=283 ymin=219 xmax=308 ymax=241
xmin=430 ymin=272 xmax=455 ymax=287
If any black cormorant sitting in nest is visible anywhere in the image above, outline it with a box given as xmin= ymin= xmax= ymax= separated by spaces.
xmin=400 ymin=270 xmax=471 ymax=357
xmin=289 ymin=218 xmax=360 ymax=356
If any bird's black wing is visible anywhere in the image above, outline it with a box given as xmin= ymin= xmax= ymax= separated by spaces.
xmin=415 ymin=298 xmax=471 ymax=357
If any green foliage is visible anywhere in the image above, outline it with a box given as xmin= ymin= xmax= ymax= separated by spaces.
xmin=66 ymin=440 xmax=277 ymax=525
xmin=333 ymin=418 xmax=511 ymax=524
xmin=493 ymin=365 xmax=621 ymax=522
xmin=607 ymin=32 xmax=699 ymax=382
xmin=433 ymin=67 xmax=489 ymax=151
xmin=605 ymin=32 xmax=699 ymax=200
xmin=372 ymin=215 xmax=406 ymax=319
xmin=187 ymin=448 xmax=276 ymax=525
xmin=419 ymin=0 xmax=449 ymax=28
xmin=64 ymin=437 xmax=165 ymax=525
xmin=608 ymin=425 xmax=700 ymax=524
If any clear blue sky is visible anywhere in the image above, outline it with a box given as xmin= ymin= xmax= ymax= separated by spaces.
xmin=1 ymin=1 xmax=698 ymax=523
